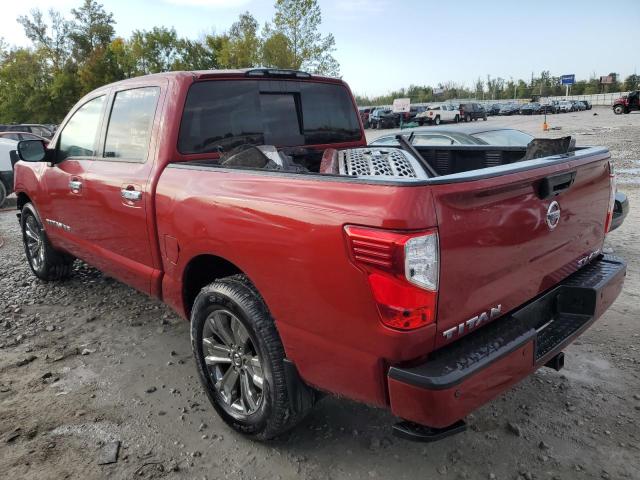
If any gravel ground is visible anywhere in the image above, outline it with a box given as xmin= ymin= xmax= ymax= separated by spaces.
xmin=1 ymin=108 xmax=639 ymax=480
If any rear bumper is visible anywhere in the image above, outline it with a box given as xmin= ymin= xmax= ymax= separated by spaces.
xmin=387 ymin=255 xmax=626 ymax=429
xmin=611 ymin=191 xmax=629 ymax=231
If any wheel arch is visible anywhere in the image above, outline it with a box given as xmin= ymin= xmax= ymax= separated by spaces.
xmin=182 ymin=253 xmax=246 ymax=318
xmin=17 ymin=192 xmax=32 ymax=212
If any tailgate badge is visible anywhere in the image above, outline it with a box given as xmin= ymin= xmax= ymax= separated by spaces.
xmin=546 ymin=201 xmax=561 ymax=230
xmin=443 ymin=305 xmax=502 ymax=341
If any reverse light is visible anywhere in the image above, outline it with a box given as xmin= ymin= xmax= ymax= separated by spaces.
xmin=604 ymin=160 xmax=616 ymax=234
xmin=344 ymin=226 xmax=439 ymax=330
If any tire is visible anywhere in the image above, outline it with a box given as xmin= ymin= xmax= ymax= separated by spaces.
xmin=465 ymin=114 xmax=471 ymax=122
xmin=0 ymin=181 xmax=6 ymax=208
xmin=434 ymin=115 xmax=441 ymax=126
xmin=191 ymin=274 xmax=314 ymax=440
xmin=20 ymin=203 xmax=74 ymax=281
xmin=454 ymin=115 xmax=459 ymax=123
xmin=483 ymin=115 xmax=487 ymax=121
xmin=613 ymin=105 xmax=624 ymax=115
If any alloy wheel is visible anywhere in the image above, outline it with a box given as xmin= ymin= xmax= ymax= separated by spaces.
xmin=202 ymin=309 xmax=264 ymax=416
xmin=24 ymin=215 xmax=45 ymax=270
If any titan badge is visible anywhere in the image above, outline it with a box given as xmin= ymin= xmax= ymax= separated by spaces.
xmin=45 ymin=218 xmax=71 ymax=232
xmin=443 ymin=305 xmax=502 ymax=341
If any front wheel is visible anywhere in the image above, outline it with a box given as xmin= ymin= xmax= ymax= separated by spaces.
xmin=483 ymin=115 xmax=487 ymax=121
xmin=613 ymin=105 xmax=624 ymax=115
xmin=434 ymin=115 xmax=441 ymax=125
xmin=454 ymin=115 xmax=460 ymax=123
xmin=465 ymin=114 xmax=471 ymax=122
xmin=21 ymin=203 xmax=74 ymax=281
xmin=191 ymin=275 xmax=314 ymax=440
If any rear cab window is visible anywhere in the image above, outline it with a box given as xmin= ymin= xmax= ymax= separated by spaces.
xmin=178 ymin=80 xmax=361 ymax=155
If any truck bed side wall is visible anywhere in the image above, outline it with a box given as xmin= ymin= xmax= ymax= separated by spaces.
xmin=155 ymin=167 xmax=438 ymax=406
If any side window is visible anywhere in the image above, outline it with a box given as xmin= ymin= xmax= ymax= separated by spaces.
xmin=103 ymin=87 xmax=160 ymax=162
xmin=58 ymin=96 xmax=105 ymax=161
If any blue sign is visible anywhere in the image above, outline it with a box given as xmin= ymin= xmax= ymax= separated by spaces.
xmin=561 ymin=74 xmax=575 ymax=85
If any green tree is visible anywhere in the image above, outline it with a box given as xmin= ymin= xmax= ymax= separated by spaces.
xmin=624 ymin=74 xmax=640 ymax=91
xmin=218 ymin=12 xmax=261 ymax=68
xmin=268 ymin=0 xmax=339 ymax=76
xmin=69 ymin=0 xmax=115 ymax=60
xmin=130 ymin=27 xmax=181 ymax=74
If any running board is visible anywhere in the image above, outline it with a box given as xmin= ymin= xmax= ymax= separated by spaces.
xmin=392 ymin=420 xmax=467 ymax=442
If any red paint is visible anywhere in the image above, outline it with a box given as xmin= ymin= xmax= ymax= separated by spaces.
xmin=13 ymin=70 xmax=624 ymax=427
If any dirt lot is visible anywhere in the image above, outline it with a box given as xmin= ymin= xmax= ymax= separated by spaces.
xmin=1 ymin=108 xmax=639 ymax=480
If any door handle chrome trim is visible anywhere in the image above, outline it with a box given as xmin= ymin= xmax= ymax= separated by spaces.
xmin=69 ymin=180 xmax=82 ymax=191
xmin=121 ymin=189 xmax=142 ymax=201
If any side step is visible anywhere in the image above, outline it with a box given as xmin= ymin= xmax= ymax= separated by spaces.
xmin=392 ymin=420 xmax=467 ymax=442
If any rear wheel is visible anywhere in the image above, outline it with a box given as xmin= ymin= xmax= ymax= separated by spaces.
xmin=20 ymin=203 xmax=74 ymax=281
xmin=454 ymin=115 xmax=459 ymax=123
xmin=465 ymin=114 xmax=471 ymax=122
xmin=191 ymin=275 xmax=314 ymax=440
xmin=483 ymin=115 xmax=487 ymax=121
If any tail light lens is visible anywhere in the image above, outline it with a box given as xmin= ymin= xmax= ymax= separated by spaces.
xmin=344 ymin=226 xmax=439 ymax=330
xmin=604 ymin=161 xmax=616 ymax=233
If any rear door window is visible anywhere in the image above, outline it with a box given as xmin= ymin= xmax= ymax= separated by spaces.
xmin=102 ymin=87 xmax=160 ymax=162
xmin=178 ymin=80 xmax=361 ymax=154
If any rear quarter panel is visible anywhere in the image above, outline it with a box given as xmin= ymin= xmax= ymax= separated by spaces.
xmin=156 ymin=167 xmax=438 ymax=406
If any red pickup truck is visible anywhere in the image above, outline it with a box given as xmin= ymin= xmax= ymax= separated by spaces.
xmin=13 ymin=69 xmax=625 ymax=441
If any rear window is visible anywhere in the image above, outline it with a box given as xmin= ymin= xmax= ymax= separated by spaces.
xmin=178 ymin=80 xmax=361 ymax=154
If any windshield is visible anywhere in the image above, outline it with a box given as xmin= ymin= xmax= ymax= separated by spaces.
xmin=178 ymin=80 xmax=361 ymax=154
xmin=470 ymin=129 xmax=534 ymax=146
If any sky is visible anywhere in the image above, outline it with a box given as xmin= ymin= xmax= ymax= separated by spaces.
xmin=2 ymin=0 xmax=639 ymax=97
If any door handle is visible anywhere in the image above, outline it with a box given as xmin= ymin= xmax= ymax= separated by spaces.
xmin=69 ymin=180 xmax=82 ymax=192
xmin=121 ymin=188 xmax=142 ymax=201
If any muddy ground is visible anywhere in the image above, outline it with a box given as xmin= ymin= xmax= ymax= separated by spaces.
xmin=1 ymin=108 xmax=639 ymax=480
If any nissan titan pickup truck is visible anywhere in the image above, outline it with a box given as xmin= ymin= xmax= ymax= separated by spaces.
xmin=13 ymin=69 xmax=625 ymax=441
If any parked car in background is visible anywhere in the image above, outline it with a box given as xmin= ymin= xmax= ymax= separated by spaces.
xmin=520 ymin=102 xmax=542 ymax=115
xmin=579 ymin=100 xmax=592 ymax=110
xmin=498 ymin=103 xmax=521 ymax=115
xmin=0 ymin=131 xmax=50 ymax=145
xmin=369 ymin=108 xmax=400 ymax=129
xmin=539 ymin=103 xmax=557 ymax=114
xmin=0 ymin=124 xmax=54 ymax=139
xmin=571 ymin=100 xmax=586 ymax=111
xmin=0 ymin=138 xmax=17 ymax=207
xmin=557 ymin=101 xmax=574 ymax=113
xmin=370 ymin=125 xmax=534 ymax=147
xmin=416 ymin=104 xmax=460 ymax=125
xmin=404 ymin=106 xmax=427 ymax=123
xmin=459 ymin=102 xmax=487 ymax=122
xmin=485 ymin=104 xmax=502 ymax=116
xmin=358 ymin=107 xmax=373 ymax=127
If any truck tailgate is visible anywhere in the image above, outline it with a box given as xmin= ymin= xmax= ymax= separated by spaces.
xmin=431 ymin=150 xmax=612 ymax=349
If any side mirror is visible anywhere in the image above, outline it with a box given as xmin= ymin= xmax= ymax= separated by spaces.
xmin=17 ymin=140 xmax=48 ymax=162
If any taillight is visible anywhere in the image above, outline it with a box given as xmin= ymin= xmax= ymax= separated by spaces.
xmin=604 ymin=161 xmax=616 ymax=233
xmin=344 ymin=226 xmax=438 ymax=330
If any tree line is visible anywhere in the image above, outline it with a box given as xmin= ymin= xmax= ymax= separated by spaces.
xmin=0 ymin=0 xmax=339 ymax=124
xmin=356 ymin=72 xmax=640 ymax=106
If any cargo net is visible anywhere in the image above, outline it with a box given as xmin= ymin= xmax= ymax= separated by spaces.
xmin=339 ymin=148 xmax=419 ymax=178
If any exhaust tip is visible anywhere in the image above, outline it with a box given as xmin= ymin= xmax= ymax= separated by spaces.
xmin=545 ymin=352 xmax=565 ymax=371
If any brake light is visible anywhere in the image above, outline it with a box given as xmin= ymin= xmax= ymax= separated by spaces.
xmin=344 ymin=226 xmax=439 ymax=330
xmin=604 ymin=161 xmax=616 ymax=233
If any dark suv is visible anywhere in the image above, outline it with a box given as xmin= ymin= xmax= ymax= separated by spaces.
xmin=0 ymin=124 xmax=54 ymax=139
xmin=459 ymin=103 xmax=487 ymax=122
